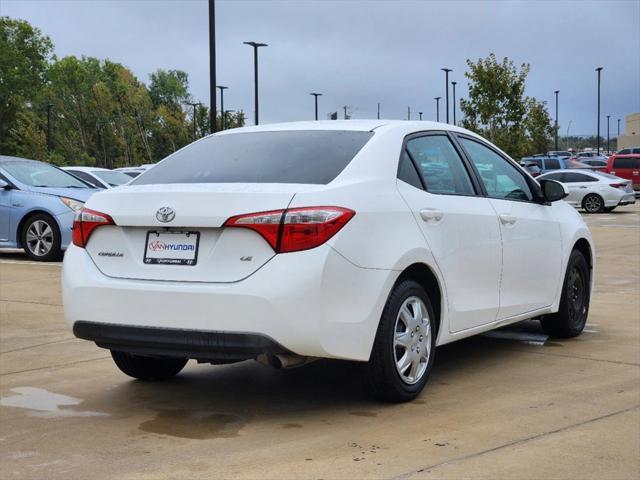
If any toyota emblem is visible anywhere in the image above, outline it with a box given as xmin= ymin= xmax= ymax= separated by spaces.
xmin=156 ymin=206 xmax=175 ymax=223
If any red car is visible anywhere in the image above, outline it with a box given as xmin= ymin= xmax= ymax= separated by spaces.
xmin=606 ymin=154 xmax=640 ymax=191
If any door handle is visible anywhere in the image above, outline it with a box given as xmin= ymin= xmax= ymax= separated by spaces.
xmin=579 ymin=186 xmax=587 ymax=189
xmin=499 ymin=214 xmax=517 ymax=225
xmin=420 ymin=208 xmax=444 ymax=223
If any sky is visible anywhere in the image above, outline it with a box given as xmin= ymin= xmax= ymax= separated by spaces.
xmin=2 ymin=0 xmax=639 ymax=136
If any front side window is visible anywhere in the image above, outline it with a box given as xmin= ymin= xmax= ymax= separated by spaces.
xmin=459 ymin=137 xmax=533 ymax=201
xmin=133 ymin=130 xmax=373 ymax=185
xmin=405 ymin=135 xmax=475 ymax=195
xmin=540 ymin=172 xmax=563 ymax=181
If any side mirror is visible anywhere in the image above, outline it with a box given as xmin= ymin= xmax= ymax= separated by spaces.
xmin=539 ymin=179 xmax=568 ymax=203
xmin=0 ymin=179 xmax=10 ymax=190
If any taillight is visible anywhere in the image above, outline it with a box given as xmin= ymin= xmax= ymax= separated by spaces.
xmin=224 ymin=206 xmax=355 ymax=253
xmin=610 ymin=183 xmax=627 ymax=189
xmin=72 ymin=208 xmax=115 ymax=248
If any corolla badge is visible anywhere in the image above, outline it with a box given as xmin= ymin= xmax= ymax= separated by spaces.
xmin=156 ymin=206 xmax=176 ymax=223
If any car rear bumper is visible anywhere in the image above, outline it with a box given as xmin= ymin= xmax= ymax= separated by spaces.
xmin=617 ymin=193 xmax=636 ymax=206
xmin=62 ymin=244 xmax=396 ymax=361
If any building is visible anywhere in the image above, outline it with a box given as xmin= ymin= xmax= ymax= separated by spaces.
xmin=617 ymin=112 xmax=640 ymax=149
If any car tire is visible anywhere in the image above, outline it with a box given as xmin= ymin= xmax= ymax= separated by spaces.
xmin=603 ymin=207 xmax=616 ymax=212
xmin=540 ymin=250 xmax=590 ymax=338
xmin=582 ymin=194 xmax=604 ymax=213
xmin=365 ymin=279 xmax=436 ymax=403
xmin=111 ymin=350 xmax=188 ymax=381
xmin=20 ymin=213 xmax=62 ymax=261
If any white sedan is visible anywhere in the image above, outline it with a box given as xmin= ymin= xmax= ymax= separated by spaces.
xmin=62 ymin=166 xmax=133 ymax=189
xmin=62 ymin=121 xmax=594 ymax=402
xmin=537 ymin=169 xmax=636 ymax=213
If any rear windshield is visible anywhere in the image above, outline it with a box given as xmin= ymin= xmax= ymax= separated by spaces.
xmin=613 ymin=157 xmax=640 ymax=169
xmin=133 ymin=130 xmax=374 ymax=185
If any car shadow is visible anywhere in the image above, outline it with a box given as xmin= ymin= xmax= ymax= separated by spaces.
xmin=78 ymin=320 xmax=551 ymax=438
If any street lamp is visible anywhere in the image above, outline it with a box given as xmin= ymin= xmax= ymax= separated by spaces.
xmin=606 ymin=115 xmax=610 ymax=153
xmin=216 ymin=86 xmax=228 ymax=130
xmin=617 ymin=118 xmax=621 ymax=138
xmin=595 ymin=67 xmax=603 ymax=153
xmin=441 ymin=68 xmax=452 ymax=123
xmin=554 ymin=90 xmax=560 ymax=151
xmin=186 ymin=102 xmax=202 ymax=140
xmin=377 ymin=102 xmax=380 ymax=120
xmin=451 ymin=81 xmax=457 ymax=125
xmin=208 ymin=0 xmax=217 ymax=133
xmin=310 ymin=93 xmax=322 ymax=120
xmin=243 ymin=41 xmax=268 ymax=125
xmin=407 ymin=106 xmax=411 ymax=120
xmin=434 ymin=97 xmax=441 ymax=122
xmin=419 ymin=112 xmax=423 ymax=120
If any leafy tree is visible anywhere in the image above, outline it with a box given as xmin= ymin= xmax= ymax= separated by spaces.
xmin=0 ymin=17 xmax=53 ymax=154
xmin=460 ymin=54 xmax=554 ymax=158
xmin=148 ymin=69 xmax=190 ymax=110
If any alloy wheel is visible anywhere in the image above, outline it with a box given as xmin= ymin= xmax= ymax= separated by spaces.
xmin=393 ymin=296 xmax=431 ymax=385
xmin=25 ymin=220 xmax=54 ymax=257
xmin=566 ymin=266 xmax=586 ymax=325
xmin=584 ymin=195 xmax=602 ymax=213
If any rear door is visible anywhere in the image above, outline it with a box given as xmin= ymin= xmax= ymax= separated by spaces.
xmin=610 ymin=156 xmax=640 ymax=188
xmin=560 ymin=171 xmax=599 ymax=206
xmin=396 ymin=132 xmax=502 ymax=332
xmin=456 ymin=135 xmax=563 ymax=319
xmin=0 ymin=172 xmax=12 ymax=242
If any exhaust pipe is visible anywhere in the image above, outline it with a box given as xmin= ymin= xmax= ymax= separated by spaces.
xmin=257 ymin=354 xmax=314 ymax=369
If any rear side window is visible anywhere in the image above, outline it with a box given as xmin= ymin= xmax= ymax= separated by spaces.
xmin=405 ymin=135 xmax=475 ymax=195
xmin=133 ymin=130 xmax=373 ymax=185
xmin=562 ymin=172 xmax=597 ymax=183
xmin=613 ymin=157 xmax=640 ymax=169
xmin=397 ymin=151 xmax=424 ymax=189
xmin=545 ymin=158 xmax=561 ymax=169
xmin=68 ymin=170 xmax=104 ymax=188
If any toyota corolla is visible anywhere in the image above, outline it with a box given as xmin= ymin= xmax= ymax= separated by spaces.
xmin=63 ymin=121 xmax=594 ymax=402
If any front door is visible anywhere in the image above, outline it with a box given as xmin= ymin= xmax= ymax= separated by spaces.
xmin=397 ymin=133 xmax=502 ymax=333
xmin=457 ymin=136 xmax=563 ymax=319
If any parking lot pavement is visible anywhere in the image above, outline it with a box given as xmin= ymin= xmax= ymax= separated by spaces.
xmin=1 ymin=205 xmax=639 ymax=480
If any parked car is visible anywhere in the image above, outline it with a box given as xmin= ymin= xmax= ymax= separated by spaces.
xmin=579 ymin=159 xmax=607 ymax=170
xmin=520 ymin=160 xmax=541 ymax=177
xmin=606 ymin=154 xmax=640 ymax=191
xmin=616 ymin=147 xmax=640 ymax=154
xmin=537 ymin=169 xmax=635 ymax=213
xmin=571 ymin=151 xmax=608 ymax=162
xmin=62 ymin=166 xmax=133 ymax=189
xmin=0 ymin=156 xmax=95 ymax=260
xmin=63 ymin=121 xmax=594 ymax=402
xmin=521 ymin=156 xmax=589 ymax=173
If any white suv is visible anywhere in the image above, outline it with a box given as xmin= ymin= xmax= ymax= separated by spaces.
xmin=63 ymin=121 xmax=594 ymax=402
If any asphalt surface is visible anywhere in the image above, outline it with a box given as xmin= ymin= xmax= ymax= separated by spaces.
xmin=1 ymin=204 xmax=639 ymax=479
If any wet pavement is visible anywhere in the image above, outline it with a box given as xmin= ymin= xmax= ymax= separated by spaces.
xmin=1 ymin=204 xmax=639 ymax=479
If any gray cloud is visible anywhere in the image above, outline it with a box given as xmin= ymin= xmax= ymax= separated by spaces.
xmin=3 ymin=0 xmax=639 ymax=135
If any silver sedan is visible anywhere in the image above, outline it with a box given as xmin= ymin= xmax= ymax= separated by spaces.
xmin=537 ymin=169 xmax=636 ymax=213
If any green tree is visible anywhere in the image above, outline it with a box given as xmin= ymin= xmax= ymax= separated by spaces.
xmin=460 ymin=53 xmax=554 ymax=158
xmin=0 ymin=17 xmax=53 ymax=154
xmin=148 ymin=69 xmax=190 ymax=110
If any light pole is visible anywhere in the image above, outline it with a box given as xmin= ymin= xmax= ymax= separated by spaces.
xmin=606 ymin=115 xmax=610 ymax=153
xmin=566 ymin=120 xmax=572 ymax=149
xmin=208 ymin=0 xmax=217 ymax=133
xmin=186 ymin=102 xmax=202 ymax=140
xmin=216 ymin=86 xmax=228 ymax=130
xmin=441 ymin=68 xmax=452 ymax=123
xmin=617 ymin=118 xmax=621 ymax=138
xmin=554 ymin=90 xmax=560 ymax=151
xmin=434 ymin=97 xmax=441 ymax=122
xmin=407 ymin=106 xmax=411 ymax=120
xmin=419 ymin=112 xmax=423 ymax=120
xmin=310 ymin=93 xmax=322 ymax=120
xmin=451 ymin=81 xmax=457 ymax=125
xmin=46 ymin=103 xmax=53 ymax=151
xmin=596 ymin=67 xmax=603 ymax=153
xmin=244 ymin=41 xmax=268 ymax=125
xmin=377 ymin=102 xmax=380 ymax=120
